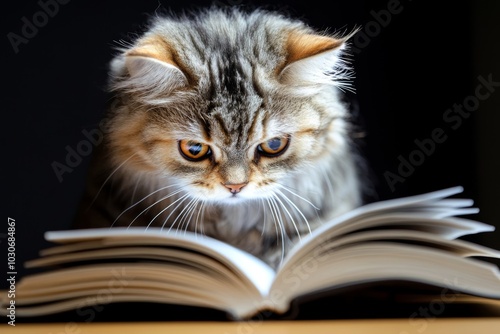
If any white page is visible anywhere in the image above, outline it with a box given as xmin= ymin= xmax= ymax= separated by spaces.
xmin=12 ymin=262 xmax=267 ymax=319
xmin=280 ymin=214 xmax=494 ymax=272
xmin=18 ymin=263 xmax=250 ymax=308
xmin=271 ymin=242 xmax=500 ymax=310
xmin=288 ymin=229 xmax=500 ymax=262
xmin=279 ymin=187 xmax=494 ymax=271
xmin=45 ymin=227 xmax=276 ymax=297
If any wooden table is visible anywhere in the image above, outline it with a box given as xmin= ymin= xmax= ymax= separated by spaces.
xmin=2 ymin=318 xmax=500 ymax=334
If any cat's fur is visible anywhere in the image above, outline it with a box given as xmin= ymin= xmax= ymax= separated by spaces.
xmin=73 ymin=8 xmax=363 ymax=267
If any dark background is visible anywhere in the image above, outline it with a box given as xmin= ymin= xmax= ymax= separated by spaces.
xmin=2 ymin=0 xmax=500 ymax=318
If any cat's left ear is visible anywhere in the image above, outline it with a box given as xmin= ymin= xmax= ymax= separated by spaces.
xmin=278 ymin=32 xmax=351 ymax=88
xmin=110 ymin=37 xmax=189 ymax=101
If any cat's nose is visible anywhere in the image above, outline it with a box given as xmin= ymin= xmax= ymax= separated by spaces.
xmin=223 ymin=182 xmax=248 ymax=194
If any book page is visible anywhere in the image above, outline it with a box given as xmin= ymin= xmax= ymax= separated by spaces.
xmin=281 ymin=214 xmax=495 ymax=272
xmin=44 ymin=228 xmax=276 ymax=297
xmin=5 ymin=263 xmax=255 ymax=319
xmin=284 ymin=229 xmax=500 ymax=264
xmin=280 ymin=187 xmax=494 ymax=271
xmin=270 ymin=242 xmax=500 ymax=311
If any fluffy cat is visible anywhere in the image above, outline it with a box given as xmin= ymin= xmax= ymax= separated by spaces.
xmin=73 ymin=8 xmax=363 ymax=267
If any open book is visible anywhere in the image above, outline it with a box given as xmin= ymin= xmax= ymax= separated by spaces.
xmin=2 ymin=186 xmax=500 ymax=320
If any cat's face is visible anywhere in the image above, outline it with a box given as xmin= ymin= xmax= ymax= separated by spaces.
xmin=109 ymin=90 xmax=343 ymax=204
xmin=107 ymin=9 xmax=353 ymax=204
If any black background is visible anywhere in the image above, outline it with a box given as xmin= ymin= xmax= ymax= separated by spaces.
xmin=2 ymin=0 xmax=500 ymax=318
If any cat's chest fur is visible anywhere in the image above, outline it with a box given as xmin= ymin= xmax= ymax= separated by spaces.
xmin=73 ymin=8 xmax=362 ymax=268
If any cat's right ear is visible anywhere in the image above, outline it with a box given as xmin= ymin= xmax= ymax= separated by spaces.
xmin=278 ymin=31 xmax=353 ymax=90
xmin=110 ymin=37 xmax=189 ymax=102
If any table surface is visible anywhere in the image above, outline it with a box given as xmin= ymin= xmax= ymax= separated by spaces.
xmin=2 ymin=318 xmax=500 ymax=334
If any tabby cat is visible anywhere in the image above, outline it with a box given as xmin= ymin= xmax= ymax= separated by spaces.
xmin=73 ymin=8 xmax=363 ymax=267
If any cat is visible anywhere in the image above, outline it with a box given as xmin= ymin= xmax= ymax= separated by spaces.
xmin=73 ymin=7 xmax=364 ymax=267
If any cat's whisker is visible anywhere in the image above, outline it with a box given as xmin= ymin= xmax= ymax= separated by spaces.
xmin=147 ymin=193 xmax=187 ymax=231
xmin=318 ymin=166 xmax=335 ymax=203
xmin=268 ymin=197 xmax=286 ymax=264
xmin=179 ymin=198 xmax=200 ymax=234
xmin=275 ymin=184 xmax=320 ymax=210
xmin=194 ymin=199 xmax=205 ymax=238
xmin=170 ymin=197 xmax=197 ymax=234
xmin=189 ymin=200 xmax=202 ymax=232
xmin=164 ymin=195 xmax=191 ymax=233
xmin=130 ymin=174 xmax=142 ymax=205
xmin=144 ymin=192 xmax=189 ymax=230
xmin=199 ymin=201 xmax=207 ymax=237
xmin=127 ymin=188 xmax=185 ymax=229
xmin=260 ymin=199 xmax=267 ymax=237
xmin=87 ymin=153 xmax=138 ymax=211
xmin=264 ymin=198 xmax=279 ymax=246
xmin=112 ymin=183 xmax=183 ymax=227
xmin=274 ymin=188 xmax=312 ymax=235
xmin=271 ymin=193 xmax=302 ymax=241
xmin=173 ymin=200 xmax=191 ymax=232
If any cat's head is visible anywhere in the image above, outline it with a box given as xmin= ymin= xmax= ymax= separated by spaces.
xmin=106 ymin=9 xmax=357 ymax=204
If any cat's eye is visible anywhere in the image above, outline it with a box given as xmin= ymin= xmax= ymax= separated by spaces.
xmin=178 ymin=140 xmax=212 ymax=161
xmin=256 ymin=136 xmax=290 ymax=157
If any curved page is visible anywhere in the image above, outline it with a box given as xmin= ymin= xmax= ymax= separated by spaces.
xmin=280 ymin=214 xmax=495 ymax=271
xmin=44 ymin=228 xmax=275 ymax=297
xmin=270 ymin=242 xmax=500 ymax=313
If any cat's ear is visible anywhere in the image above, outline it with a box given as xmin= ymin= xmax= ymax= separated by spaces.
xmin=110 ymin=37 xmax=189 ymax=100
xmin=278 ymin=32 xmax=352 ymax=89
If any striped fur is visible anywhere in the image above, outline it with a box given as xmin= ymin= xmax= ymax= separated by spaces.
xmin=74 ymin=8 xmax=363 ymax=267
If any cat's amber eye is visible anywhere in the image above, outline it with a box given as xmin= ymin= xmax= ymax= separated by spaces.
xmin=178 ymin=140 xmax=212 ymax=161
xmin=257 ymin=136 xmax=290 ymax=157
